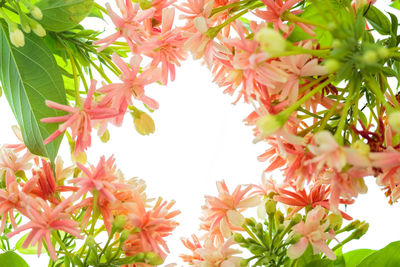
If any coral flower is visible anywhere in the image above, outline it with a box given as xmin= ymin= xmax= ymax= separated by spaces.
xmin=287 ymin=206 xmax=336 ymax=260
xmin=94 ymin=0 xmax=155 ymax=53
xmin=122 ymin=194 xmax=180 ymax=259
xmin=99 ymin=54 xmax=161 ymax=125
xmin=274 ymin=183 xmax=353 ymax=220
xmin=182 ymin=237 xmax=242 ymax=267
xmin=200 ymin=180 xmax=261 ymax=241
xmin=7 ymin=198 xmax=83 ymax=260
xmin=70 ymin=156 xmax=126 ymax=203
xmin=255 ymin=0 xmax=314 ymax=35
xmin=0 ymin=147 xmax=32 ymax=175
xmin=141 ymin=8 xmax=187 ymax=85
xmin=42 ymin=80 xmax=117 ymax=154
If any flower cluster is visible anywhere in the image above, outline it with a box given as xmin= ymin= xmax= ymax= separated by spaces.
xmin=0 ymin=127 xmax=179 ymax=265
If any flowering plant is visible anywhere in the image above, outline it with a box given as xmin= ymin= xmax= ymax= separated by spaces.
xmin=0 ymin=0 xmax=400 ymax=266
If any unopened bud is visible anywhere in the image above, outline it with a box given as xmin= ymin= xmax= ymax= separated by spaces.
xmin=362 ymin=50 xmax=378 ymax=65
xmin=240 ymin=258 xmax=250 ymax=267
xmin=233 ymin=233 xmax=245 ymax=243
xmin=289 ymin=233 xmax=302 ymax=244
xmin=112 ymin=215 xmax=127 ymax=233
xmin=30 ymin=21 xmax=46 ymax=37
xmin=31 ymin=7 xmax=43 ymax=20
xmin=256 ymin=27 xmax=287 ymax=56
xmin=327 ymin=213 xmax=343 ymax=231
xmin=265 ymin=200 xmax=276 ymax=215
xmin=100 ymin=129 xmax=110 ymax=143
xmin=290 ymin=213 xmax=302 ymax=226
xmin=120 ymin=229 xmax=130 ymax=242
xmin=145 ymin=252 xmax=163 ymax=265
xmin=9 ymin=24 xmax=25 ymax=47
xmin=389 ymin=111 xmax=400 ymax=133
xmin=132 ymin=112 xmax=155 ymax=136
xmin=377 ymin=47 xmax=389 ymax=58
xmin=325 ymin=59 xmax=340 ymax=73
xmin=275 ymin=210 xmax=284 ymax=224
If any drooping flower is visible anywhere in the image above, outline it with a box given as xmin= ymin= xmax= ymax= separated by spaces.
xmin=42 ymin=80 xmax=117 ymax=154
xmin=0 ymin=147 xmax=32 ymax=175
xmin=287 ymin=206 xmax=336 ymax=260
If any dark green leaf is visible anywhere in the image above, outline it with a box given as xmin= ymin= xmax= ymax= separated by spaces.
xmin=37 ymin=0 xmax=94 ymax=32
xmin=0 ymin=251 xmax=29 ymax=267
xmin=365 ymin=6 xmax=391 ymax=35
xmin=389 ymin=12 xmax=398 ymax=36
xmin=343 ymin=249 xmax=375 ymax=267
xmin=357 ymin=241 xmax=400 ymax=267
xmin=0 ymin=20 xmax=67 ymax=162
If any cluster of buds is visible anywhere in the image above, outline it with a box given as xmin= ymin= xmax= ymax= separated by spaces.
xmin=0 ymin=0 xmax=45 ymax=47
xmin=234 ymin=196 xmax=369 ymax=266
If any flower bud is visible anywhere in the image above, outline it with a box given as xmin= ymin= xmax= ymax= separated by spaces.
xmin=233 ymin=233 xmax=245 ymax=243
xmin=362 ymin=50 xmax=378 ymax=65
xmin=240 ymin=258 xmax=250 ymax=267
xmin=327 ymin=213 xmax=343 ymax=231
xmin=100 ymin=129 xmax=110 ymax=143
xmin=255 ymin=114 xmax=283 ymax=140
xmin=9 ymin=24 xmax=25 ymax=47
xmin=377 ymin=47 xmax=389 ymax=58
xmin=30 ymin=21 xmax=46 ymax=37
xmin=265 ymin=200 xmax=276 ymax=215
xmin=132 ymin=112 xmax=155 ymax=136
xmin=112 ymin=215 xmax=127 ymax=233
xmin=289 ymin=233 xmax=302 ymax=244
xmin=120 ymin=229 xmax=131 ymax=242
xmin=389 ymin=111 xmax=400 ymax=133
xmin=31 ymin=7 xmax=43 ymax=20
xmin=256 ymin=27 xmax=287 ymax=56
xmin=145 ymin=252 xmax=163 ymax=265
xmin=275 ymin=210 xmax=284 ymax=225
xmin=245 ymin=218 xmax=256 ymax=227
xmin=325 ymin=59 xmax=340 ymax=73
xmin=353 ymin=222 xmax=369 ymax=240
xmin=290 ymin=213 xmax=302 ymax=226
xmin=332 ymin=39 xmax=342 ymax=49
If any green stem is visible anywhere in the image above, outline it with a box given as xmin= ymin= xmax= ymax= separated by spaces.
xmin=66 ymin=49 xmax=81 ymax=107
xmin=210 ymin=0 xmax=253 ymax=17
xmin=281 ymin=11 xmax=330 ymax=30
xmin=52 ymin=231 xmax=73 ymax=259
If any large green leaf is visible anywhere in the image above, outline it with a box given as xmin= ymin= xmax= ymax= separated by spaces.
xmin=343 ymin=249 xmax=375 ymax=267
xmin=0 ymin=251 xmax=29 ymax=267
xmin=0 ymin=20 xmax=67 ymax=162
xmin=357 ymin=241 xmax=400 ymax=267
xmin=37 ymin=0 xmax=94 ymax=32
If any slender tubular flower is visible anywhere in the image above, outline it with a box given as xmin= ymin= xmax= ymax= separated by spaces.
xmin=41 ymin=80 xmax=117 ymax=154
xmin=7 ymin=197 xmax=83 ymax=260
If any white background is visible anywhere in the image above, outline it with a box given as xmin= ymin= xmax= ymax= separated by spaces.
xmin=1 ymin=0 xmax=400 ymax=265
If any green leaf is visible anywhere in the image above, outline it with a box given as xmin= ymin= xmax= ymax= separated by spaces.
xmin=357 ymin=241 xmax=400 ymax=267
xmin=391 ymin=1 xmax=400 ymax=11
xmin=365 ymin=6 xmax=391 ymax=35
xmin=15 ymin=234 xmax=41 ymax=255
xmin=0 ymin=20 xmax=67 ymax=162
xmin=0 ymin=251 xmax=29 ymax=267
xmin=37 ymin=0 xmax=94 ymax=32
xmin=343 ymin=249 xmax=375 ymax=267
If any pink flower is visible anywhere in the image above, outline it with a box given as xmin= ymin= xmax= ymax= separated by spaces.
xmin=287 ymin=206 xmax=336 ymax=260
xmin=141 ymin=8 xmax=187 ymax=85
xmin=255 ymin=0 xmax=314 ymax=35
xmin=0 ymin=147 xmax=32 ymax=174
xmin=200 ymin=180 xmax=260 ymax=242
xmin=99 ymin=54 xmax=161 ymax=125
xmin=94 ymin=0 xmax=155 ymax=53
xmin=42 ymin=80 xmax=117 ymax=154
xmin=7 ymin=198 xmax=83 ymax=260
xmin=180 ymin=235 xmax=203 ymax=264
xmin=183 ymin=237 xmax=242 ymax=267
xmin=70 ymin=156 xmax=126 ymax=203
xmin=274 ymin=183 xmax=353 ymax=220
xmin=122 ymin=194 xmax=180 ymax=259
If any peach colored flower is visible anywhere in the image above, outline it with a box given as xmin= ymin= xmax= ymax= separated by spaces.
xmin=94 ymin=0 xmax=154 ymax=53
xmin=7 ymin=198 xmax=82 ymax=260
xmin=122 ymin=194 xmax=180 ymax=259
xmin=200 ymin=180 xmax=261 ymax=242
xmin=42 ymin=80 xmax=117 ymax=154
xmin=287 ymin=206 xmax=335 ymax=260
xmin=99 ymin=54 xmax=161 ymax=125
